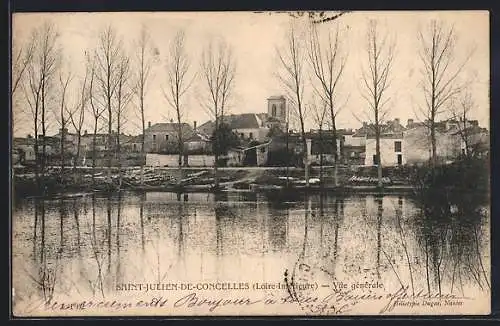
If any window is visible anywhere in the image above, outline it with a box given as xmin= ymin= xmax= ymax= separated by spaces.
xmin=397 ymin=154 xmax=402 ymax=166
xmin=394 ymin=141 xmax=402 ymax=152
xmin=165 ymin=135 xmax=169 ymax=141
xmin=249 ymin=132 xmax=253 ymax=139
xmin=240 ymin=133 xmax=244 ymax=138
xmin=272 ymin=104 xmax=277 ymax=116
xmin=373 ymin=154 xmax=379 ymax=165
xmin=260 ymin=147 xmax=266 ymax=153
xmin=153 ymin=134 xmax=156 ymax=141
xmin=133 ymin=144 xmax=137 ymax=151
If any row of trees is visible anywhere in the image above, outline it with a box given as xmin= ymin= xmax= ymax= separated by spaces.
xmin=277 ymin=15 xmax=478 ymax=187
xmin=13 ymin=21 xmax=237 ymax=190
xmin=12 ymin=14 xmax=480 ymax=191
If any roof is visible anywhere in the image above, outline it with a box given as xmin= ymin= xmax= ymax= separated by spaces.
xmin=13 ymin=137 xmax=35 ymax=146
xmin=450 ymin=126 xmax=489 ymax=136
xmin=366 ymin=132 xmax=404 ymax=139
xmin=226 ymin=114 xmax=261 ymax=129
xmin=197 ymin=114 xmax=264 ymax=135
xmin=268 ymin=95 xmax=285 ymax=100
xmin=123 ymin=135 xmax=143 ymax=143
xmin=353 ymin=120 xmax=406 ymax=138
xmin=146 ymin=122 xmax=193 ymax=133
xmin=186 ymin=132 xmax=210 ymax=142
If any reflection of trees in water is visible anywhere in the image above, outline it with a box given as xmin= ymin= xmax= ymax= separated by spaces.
xmin=312 ymin=194 xmax=345 ymax=275
xmin=88 ymin=194 xmax=106 ymax=298
xmin=28 ymin=199 xmax=62 ymax=304
xmin=266 ymin=203 xmax=289 ymax=252
xmin=413 ymin=193 xmax=489 ymax=295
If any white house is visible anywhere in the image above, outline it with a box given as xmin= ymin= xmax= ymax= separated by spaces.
xmin=364 ymin=134 xmax=405 ymax=166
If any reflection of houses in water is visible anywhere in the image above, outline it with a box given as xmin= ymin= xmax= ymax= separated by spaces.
xmin=266 ymin=206 xmax=289 ymax=251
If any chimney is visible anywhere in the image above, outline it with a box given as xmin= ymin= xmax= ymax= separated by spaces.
xmin=407 ymin=119 xmax=414 ymax=128
xmin=148 ymin=121 xmax=151 ymax=128
xmin=193 ymin=121 xmax=197 ymax=130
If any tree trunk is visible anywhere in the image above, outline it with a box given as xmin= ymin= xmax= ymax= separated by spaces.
xmin=60 ymin=127 xmax=65 ymax=182
xmin=319 ymin=130 xmax=324 ymax=191
xmin=376 ymin=134 xmax=383 ymax=188
xmin=285 ymin=122 xmax=290 ymax=188
xmin=140 ymin=119 xmax=145 ymax=186
xmin=431 ymin=121 xmax=437 ymax=169
xmin=73 ymin=133 xmax=81 ymax=183
xmin=177 ymin=123 xmax=183 ymax=187
xmin=214 ymin=118 xmax=219 ymax=189
xmin=92 ymin=118 xmax=98 ymax=187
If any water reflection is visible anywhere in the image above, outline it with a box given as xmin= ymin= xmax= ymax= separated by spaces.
xmin=12 ymin=191 xmax=489 ymax=307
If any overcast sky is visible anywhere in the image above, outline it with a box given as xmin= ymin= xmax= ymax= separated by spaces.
xmin=12 ymin=11 xmax=489 ymax=137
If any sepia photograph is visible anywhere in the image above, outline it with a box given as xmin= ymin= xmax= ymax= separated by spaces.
xmin=10 ymin=10 xmax=490 ymax=316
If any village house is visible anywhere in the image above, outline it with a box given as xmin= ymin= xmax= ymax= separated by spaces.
xmin=364 ymin=118 xmax=406 ymax=166
xmin=198 ymin=113 xmax=270 ymax=142
xmin=184 ymin=131 xmax=211 ymax=154
xmin=144 ymin=121 xmax=194 ymax=153
xmin=12 ymin=136 xmax=36 ymax=164
xmin=403 ymin=118 xmax=489 ymax=165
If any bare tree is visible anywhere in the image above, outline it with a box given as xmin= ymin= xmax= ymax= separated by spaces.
xmin=67 ymin=56 xmax=91 ymax=180
xmin=93 ymin=25 xmax=123 ymax=183
xmin=200 ymin=39 xmax=236 ymax=188
xmin=310 ymin=97 xmax=328 ymax=187
xmin=450 ymin=90 xmax=475 ymax=158
xmin=417 ymin=19 xmax=473 ymax=168
xmin=12 ymin=37 xmax=36 ymax=137
xmin=164 ymin=30 xmax=195 ymax=186
xmin=55 ymin=71 xmax=72 ymax=177
xmin=132 ymin=25 xmax=157 ymax=185
xmin=21 ymin=21 xmax=61 ymax=189
xmin=360 ymin=20 xmax=395 ymax=188
xmin=307 ymin=21 xmax=347 ymax=186
xmin=12 ymin=34 xmax=35 ymax=96
xmin=276 ymin=22 xmax=310 ymax=187
xmin=87 ymin=55 xmax=106 ymax=186
xmin=114 ymin=51 xmax=133 ymax=189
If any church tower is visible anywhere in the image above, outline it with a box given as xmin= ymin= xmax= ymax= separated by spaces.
xmin=267 ymin=95 xmax=287 ymax=122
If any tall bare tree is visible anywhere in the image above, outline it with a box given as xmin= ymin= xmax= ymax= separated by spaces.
xmin=164 ymin=30 xmax=195 ymax=186
xmin=55 ymin=71 xmax=72 ymax=177
xmin=67 ymin=56 xmax=91 ymax=179
xmin=94 ymin=25 xmax=123 ymax=183
xmin=22 ymin=21 xmax=60 ymax=188
xmin=417 ymin=19 xmax=472 ymax=168
xmin=87 ymin=55 xmax=105 ymax=186
xmin=114 ymin=52 xmax=133 ymax=188
xmin=200 ymin=39 xmax=236 ymax=188
xmin=310 ymin=97 xmax=328 ymax=187
xmin=360 ymin=20 xmax=395 ymax=188
xmin=12 ymin=36 xmax=35 ymax=136
xmin=133 ymin=25 xmax=157 ymax=185
xmin=276 ymin=23 xmax=310 ymax=187
xmin=307 ymin=21 xmax=347 ymax=186
xmin=12 ymin=33 xmax=35 ymax=96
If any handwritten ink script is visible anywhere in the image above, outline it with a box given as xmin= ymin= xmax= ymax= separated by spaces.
xmin=36 ymin=284 xmax=472 ymax=316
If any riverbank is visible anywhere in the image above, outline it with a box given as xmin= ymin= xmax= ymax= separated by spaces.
xmin=12 ymin=165 xmax=417 ymax=198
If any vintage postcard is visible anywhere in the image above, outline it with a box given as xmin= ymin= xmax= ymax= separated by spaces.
xmin=11 ymin=10 xmax=490 ymax=316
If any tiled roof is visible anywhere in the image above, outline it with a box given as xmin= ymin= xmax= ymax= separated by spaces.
xmin=146 ymin=122 xmax=193 ymax=133
xmin=268 ymin=95 xmax=285 ymax=100
xmin=226 ymin=114 xmax=261 ymax=129
xmin=198 ymin=114 xmax=263 ymax=135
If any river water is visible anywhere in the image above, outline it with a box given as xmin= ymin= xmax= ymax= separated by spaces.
xmin=11 ymin=191 xmax=490 ymax=316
